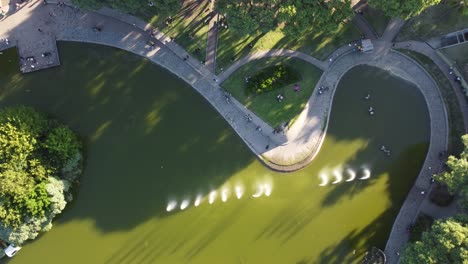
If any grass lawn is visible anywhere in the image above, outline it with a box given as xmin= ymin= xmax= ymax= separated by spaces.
xmin=216 ymin=23 xmax=360 ymax=73
xmin=397 ymin=49 xmax=465 ymax=155
xmin=397 ymin=4 xmax=468 ymax=41
xmin=362 ymin=6 xmax=390 ymax=37
xmin=441 ymin=43 xmax=468 ymax=81
xmin=138 ymin=0 xmax=210 ymax=61
xmin=221 ymin=57 xmax=323 ymax=128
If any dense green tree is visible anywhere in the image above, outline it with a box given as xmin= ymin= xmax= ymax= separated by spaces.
xmin=448 ymin=0 xmax=468 ymax=15
xmin=0 ymin=106 xmax=83 ymax=244
xmin=43 ymin=125 xmax=81 ymax=167
xmin=368 ymin=0 xmax=441 ymax=19
xmin=215 ymin=0 xmax=352 ymax=36
xmin=401 ymin=216 xmax=468 ymax=264
xmin=435 ymin=134 xmax=468 ymax=209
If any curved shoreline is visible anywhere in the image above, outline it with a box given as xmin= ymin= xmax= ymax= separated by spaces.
xmin=0 ymin=4 xmax=456 ymax=264
xmin=0 ymin=1 xmax=449 ymax=174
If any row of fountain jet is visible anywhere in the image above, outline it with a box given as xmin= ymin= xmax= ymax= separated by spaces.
xmin=318 ymin=166 xmax=371 ymax=186
xmin=166 ymin=182 xmax=273 ymax=212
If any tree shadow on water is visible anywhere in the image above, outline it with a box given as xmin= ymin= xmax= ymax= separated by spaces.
xmin=318 ymin=65 xmax=430 ymax=208
xmin=320 ymin=142 xmax=429 ymax=208
xmin=316 ymin=209 xmax=396 ymax=264
xmin=0 ymin=43 xmax=256 ymax=234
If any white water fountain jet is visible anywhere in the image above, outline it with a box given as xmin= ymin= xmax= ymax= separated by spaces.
xmin=221 ymin=188 xmax=229 ymax=202
xmin=318 ymin=172 xmax=329 ymax=186
xmin=319 ymin=170 xmax=328 ymax=186
xmin=345 ymin=168 xmax=356 ymax=182
xmin=263 ymin=183 xmax=272 ymax=197
xmin=251 ymin=184 xmax=264 ymax=198
xmin=180 ymin=199 xmax=190 ymax=210
xmin=208 ymin=190 xmax=217 ymax=204
xmin=360 ymin=167 xmax=371 ymax=180
xmin=331 ymin=168 xmax=343 ymax=184
xmin=166 ymin=200 xmax=177 ymax=212
xmin=235 ymin=185 xmax=244 ymax=199
xmin=194 ymin=194 xmax=203 ymax=207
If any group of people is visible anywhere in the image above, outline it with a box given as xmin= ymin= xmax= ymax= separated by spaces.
xmin=317 ymin=86 xmax=329 ymax=95
xmin=449 ymin=66 xmax=464 ymax=85
xmin=364 ymin=92 xmax=374 ymax=115
xmin=165 ymin=16 xmax=174 ymax=26
xmin=276 ymin=94 xmax=284 ymax=102
xmin=217 ymin=16 xmax=229 ymax=30
xmin=0 ymin=38 xmax=9 ymax=48
xmin=380 ymin=145 xmax=391 ymax=156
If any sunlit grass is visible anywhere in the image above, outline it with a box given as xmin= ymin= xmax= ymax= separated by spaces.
xmin=216 ymin=23 xmax=360 ymax=73
xmin=397 ymin=4 xmax=468 ymax=41
xmin=397 ymin=49 xmax=465 ymax=155
xmin=139 ymin=1 xmax=210 ymax=61
xmin=441 ymin=44 xmax=468 ymax=81
xmin=222 ymin=57 xmax=322 ymax=128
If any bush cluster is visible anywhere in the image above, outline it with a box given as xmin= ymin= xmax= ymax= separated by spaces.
xmin=247 ymin=65 xmax=301 ymax=95
xmin=0 ymin=106 xmax=83 ymax=245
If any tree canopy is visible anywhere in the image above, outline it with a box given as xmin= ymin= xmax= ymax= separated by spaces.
xmin=215 ymin=0 xmax=353 ymax=36
xmin=448 ymin=0 xmax=468 ymax=15
xmin=368 ymin=0 xmax=441 ymax=19
xmin=0 ymin=106 xmax=82 ymax=244
xmin=435 ymin=134 xmax=468 ymax=209
xmin=401 ymin=216 xmax=468 ymax=264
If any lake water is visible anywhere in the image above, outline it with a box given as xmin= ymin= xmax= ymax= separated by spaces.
xmin=0 ymin=42 xmax=429 ymax=264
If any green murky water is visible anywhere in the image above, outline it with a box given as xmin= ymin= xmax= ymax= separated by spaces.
xmin=0 ymin=43 xmax=429 ymax=264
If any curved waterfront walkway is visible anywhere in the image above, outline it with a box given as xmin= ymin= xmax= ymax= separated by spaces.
xmin=0 ymin=2 xmax=458 ymax=263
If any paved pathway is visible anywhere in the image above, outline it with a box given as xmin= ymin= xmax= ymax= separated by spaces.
xmin=0 ymin=1 xmax=452 ymax=171
xmin=352 ymin=12 xmax=378 ymax=40
xmin=383 ymin=40 xmax=468 ymax=264
xmin=0 ymin=0 xmax=291 ymax=168
xmin=382 ymin=18 xmax=406 ymax=42
xmin=0 ymin=0 xmax=60 ymax=73
xmin=0 ymin=3 xmax=459 ymax=263
xmin=395 ymin=40 xmax=468 ymax=132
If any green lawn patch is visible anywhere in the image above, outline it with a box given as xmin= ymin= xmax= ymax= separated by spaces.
xmin=441 ymin=44 xmax=468 ymax=82
xmin=397 ymin=49 xmax=465 ymax=155
xmin=216 ymin=23 xmax=360 ymax=74
xmin=362 ymin=6 xmax=390 ymax=37
xmin=397 ymin=4 xmax=468 ymax=41
xmin=139 ymin=0 xmax=210 ymax=61
xmin=221 ymin=57 xmax=323 ymax=128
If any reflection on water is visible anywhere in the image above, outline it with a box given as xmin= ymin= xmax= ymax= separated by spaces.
xmin=318 ymin=165 xmax=372 ymax=186
xmin=165 ymin=180 xmax=274 ymax=211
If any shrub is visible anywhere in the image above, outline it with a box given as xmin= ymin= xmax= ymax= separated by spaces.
xmin=429 ymin=183 xmax=455 ymax=206
xmin=401 ymin=216 xmax=468 ymax=264
xmin=247 ymin=65 xmax=301 ymax=95
xmin=0 ymin=106 xmax=83 ymax=245
xmin=409 ymin=214 xmax=434 ymax=242
xmin=43 ymin=125 xmax=81 ymax=168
